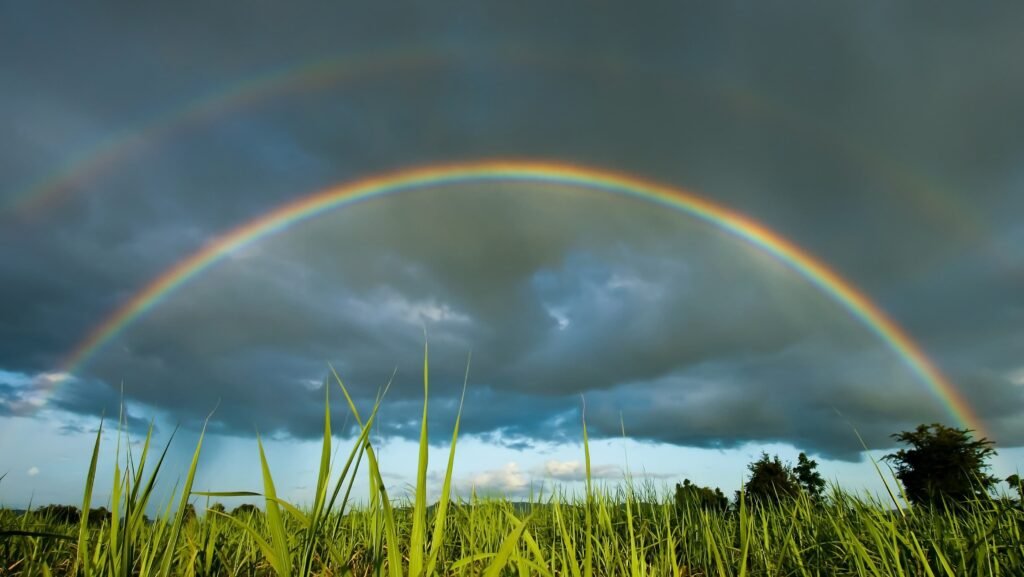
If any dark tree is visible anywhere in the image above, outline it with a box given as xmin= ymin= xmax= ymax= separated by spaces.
xmin=35 ymin=504 xmax=80 ymax=525
xmin=208 ymin=502 xmax=226 ymax=515
xmin=794 ymin=452 xmax=826 ymax=499
xmin=674 ymin=479 xmax=729 ymax=512
xmin=1007 ymin=474 xmax=1022 ymax=501
xmin=741 ymin=453 xmax=801 ymax=504
xmin=883 ymin=423 xmax=997 ymax=506
xmin=87 ymin=507 xmax=112 ymax=526
xmin=231 ymin=503 xmax=262 ymax=517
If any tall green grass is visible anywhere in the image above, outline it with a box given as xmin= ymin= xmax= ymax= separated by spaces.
xmin=2 ymin=350 xmax=1022 ymax=576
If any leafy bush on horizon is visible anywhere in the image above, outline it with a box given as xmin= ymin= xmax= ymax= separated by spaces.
xmin=884 ymin=422 xmax=999 ymax=507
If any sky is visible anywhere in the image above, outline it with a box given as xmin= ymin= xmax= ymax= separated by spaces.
xmin=1 ymin=2 xmax=1023 ymax=509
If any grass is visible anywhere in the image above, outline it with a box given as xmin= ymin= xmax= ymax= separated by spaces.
xmin=1 ymin=348 xmax=1022 ymax=576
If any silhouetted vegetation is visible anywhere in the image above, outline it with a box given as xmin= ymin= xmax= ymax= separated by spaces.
xmin=230 ymin=503 xmax=261 ymax=517
xmin=29 ymin=505 xmax=115 ymax=526
xmin=884 ymin=423 xmax=998 ymax=507
xmin=33 ymin=504 xmax=80 ymax=525
xmin=740 ymin=452 xmax=802 ymax=504
xmin=1005 ymin=474 xmax=1022 ymax=502
xmin=794 ymin=451 xmax=826 ymax=499
xmin=673 ymin=478 xmax=729 ymax=512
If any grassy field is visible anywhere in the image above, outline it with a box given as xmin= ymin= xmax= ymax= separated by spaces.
xmin=2 ymin=354 xmax=1022 ymax=576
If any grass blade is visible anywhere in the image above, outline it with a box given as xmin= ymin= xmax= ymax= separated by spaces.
xmin=581 ymin=395 xmax=593 ymax=577
xmin=331 ymin=364 xmax=402 ymax=577
xmin=409 ymin=338 xmax=430 ymax=577
xmin=75 ymin=416 xmax=104 ymax=577
xmin=425 ymin=351 xmax=471 ymax=577
xmin=159 ymin=409 xmax=213 ymax=577
xmin=482 ymin=512 xmax=533 ymax=577
xmin=257 ymin=434 xmax=293 ymax=577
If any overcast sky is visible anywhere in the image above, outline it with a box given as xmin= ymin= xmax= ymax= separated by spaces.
xmin=1 ymin=2 xmax=1022 ymax=508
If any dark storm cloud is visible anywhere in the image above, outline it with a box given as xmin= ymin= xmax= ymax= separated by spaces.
xmin=0 ymin=382 xmax=22 ymax=416
xmin=576 ymin=342 xmax=982 ymax=461
xmin=47 ymin=378 xmax=154 ymax=436
xmin=1 ymin=2 xmax=1022 ymax=458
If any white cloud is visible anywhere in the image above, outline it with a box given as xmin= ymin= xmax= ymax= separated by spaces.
xmin=34 ymin=372 xmax=73 ymax=386
xmin=0 ymin=369 xmax=74 ymax=412
xmin=1009 ymin=368 xmax=1024 ymax=386
xmin=462 ymin=462 xmax=529 ymax=495
xmin=27 ymin=466 xmax=39 ymax=477
xmin=347 ymin=290 xmax=471 ymax=327
xmin=545 ymin=306 xmax=571 ymax=330
xmin=606 ymin=273 xmax=662 ymax=299
xmin=300 ymin=378 xmax=323 ymax=390
xmin=538 ymin=459 xmax=621 ymax=481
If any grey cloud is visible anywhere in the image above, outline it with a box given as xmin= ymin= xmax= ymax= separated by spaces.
xmin=0 ymin=382 xmax=23 ymax=416
xmin=48 ymin=378 xmax=156 ymax=437
xmin=578 ymin=336 xmax=1024 ymax=461
xmin=1 ymin=2 xmax=1022 ymax=459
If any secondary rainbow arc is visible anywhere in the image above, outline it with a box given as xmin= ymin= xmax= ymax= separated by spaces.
xmin=4 ymin=49 xmax=445 ymax=215
xmin=6 ymin=48 xmax=990 ymax=278
xmin=55 ymin=160 xmax=988 ymax=439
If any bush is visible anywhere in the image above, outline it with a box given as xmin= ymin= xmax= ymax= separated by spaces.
xmin=884 ymin=423 xmax=997 ymax=507
xmin=741 ymin=453 xmax=801 ymax=505
xmin=674 ymin=479 xmax=729 ymax=512
xmin=35 ymin=504 xmax=80 ymax=525
xmin=794 ymin=452 xmax=826 ymax=499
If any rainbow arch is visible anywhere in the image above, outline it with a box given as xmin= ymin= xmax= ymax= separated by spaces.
xmin=55 ymin=160 xmax=988 ymax=438
xmin=6 ymin=47 xmax=998 ymax=294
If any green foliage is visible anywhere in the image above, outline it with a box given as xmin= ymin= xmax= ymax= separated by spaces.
xmin=1006 ymin=474 xmax=1022 ymax=501
xmin=7 ymin=490 xmax=1024 ymax=577
xmin=741 ymin=453 xmax=801 ymax=504
xmin=794 ymin=452 xmax=826 ymax=499
xmin=884 ymin=423 xmax=998 ymax=507
xmin=674 ymin=479 xmax=729 ymax=512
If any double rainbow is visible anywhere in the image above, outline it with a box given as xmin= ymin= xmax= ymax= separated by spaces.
xmin=56 ymin=160 xmax=987 ymax=438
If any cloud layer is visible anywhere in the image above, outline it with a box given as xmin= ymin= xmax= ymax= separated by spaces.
xmin=1 ymin=2 xmax=1022 ymax=460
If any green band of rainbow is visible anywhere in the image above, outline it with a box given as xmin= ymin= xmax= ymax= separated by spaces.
xmin=56 ymin=160 xmax=987 ymax=438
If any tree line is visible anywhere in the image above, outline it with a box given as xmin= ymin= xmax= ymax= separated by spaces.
xmin=676 ymin=423 xmax=1022 ymax=510
xmin=30 ymin=502 xmax=263 ymax=525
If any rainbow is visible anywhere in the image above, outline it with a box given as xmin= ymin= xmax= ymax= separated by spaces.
xmin=55 ymin=160 xmax=987 ymax=438
xmin=3 ymin=48 xmax=445 ymax=215
xmin=6 ymin=47 xmax=998 ymax=293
